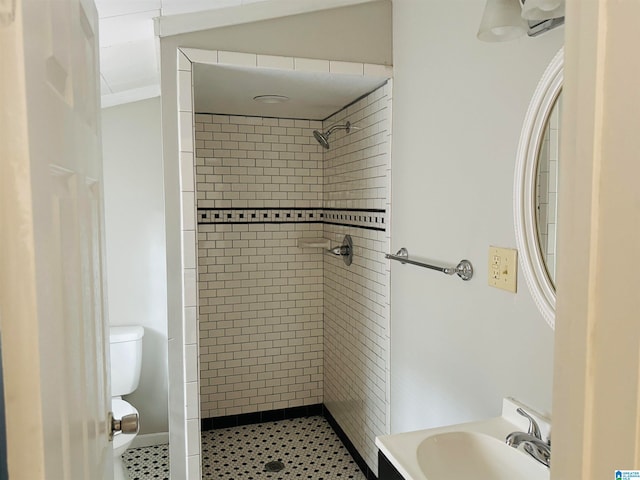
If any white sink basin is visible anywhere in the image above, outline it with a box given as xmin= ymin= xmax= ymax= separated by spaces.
xmin=376 ymin=398 xmax=551 ymax=480
xmin=417 ymin=431 xmax=547 ymax=480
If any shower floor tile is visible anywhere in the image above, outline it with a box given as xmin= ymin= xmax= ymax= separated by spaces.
xmin=201 ymin=416 xmax=365 ymax=479
xmin=121 ymin=416 xmax=366 ymax=480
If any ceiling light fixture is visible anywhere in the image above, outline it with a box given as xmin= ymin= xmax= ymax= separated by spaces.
xmin=252 ymin=95 xmax=290 ymax=104
xmin=477 ymin=0 xmax=527 ymax=42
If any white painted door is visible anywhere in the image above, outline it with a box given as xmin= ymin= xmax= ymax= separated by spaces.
xmin=0 ymin=0 xmax=111 ymax=479
xmin=552 ymin=1 xmax=640 ymax=478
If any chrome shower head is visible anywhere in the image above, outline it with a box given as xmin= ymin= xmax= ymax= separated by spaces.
xmin=312 ymin=121 xmax=351 ymax=149
xmin=313 ymin=130 xmax=330 ymax=149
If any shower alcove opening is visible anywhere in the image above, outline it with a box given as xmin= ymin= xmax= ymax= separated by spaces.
xmin=173 ymin=47 xmax=392 ymax=479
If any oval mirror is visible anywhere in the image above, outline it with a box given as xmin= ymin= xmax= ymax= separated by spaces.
xmin=514 ymin=48 xmax=563 ymax=330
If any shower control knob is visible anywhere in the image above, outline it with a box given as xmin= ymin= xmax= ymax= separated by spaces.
xmin=109 ymin=412 xmax=139 ymax=440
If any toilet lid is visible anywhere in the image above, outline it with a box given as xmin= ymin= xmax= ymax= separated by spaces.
xmin=112 ymin=399 xmax=138 ymax=450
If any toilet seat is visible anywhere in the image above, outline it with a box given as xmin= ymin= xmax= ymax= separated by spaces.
xmin=112 ymin=398 xmax=139 ymax=452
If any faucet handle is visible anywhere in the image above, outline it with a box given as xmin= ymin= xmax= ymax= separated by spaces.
xmin=516 ymin=408 xmax=542 ymax=440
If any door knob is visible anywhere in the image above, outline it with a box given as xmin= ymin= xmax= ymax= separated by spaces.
xmin=108 ymin=411 xmax=139 ymax=441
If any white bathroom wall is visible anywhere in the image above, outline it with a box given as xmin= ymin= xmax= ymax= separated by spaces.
xmin=390 ymin=0 xmax=563 ymax=434
xmin=102 ymin=98 xmax=169 ymax=436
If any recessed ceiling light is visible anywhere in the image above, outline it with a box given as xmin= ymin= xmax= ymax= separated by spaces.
xmin=253 ymin=95 xmax=290 ymax=104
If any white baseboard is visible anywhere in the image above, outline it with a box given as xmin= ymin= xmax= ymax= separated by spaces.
xmin=130 ymin=432 xmax=169 ymax=449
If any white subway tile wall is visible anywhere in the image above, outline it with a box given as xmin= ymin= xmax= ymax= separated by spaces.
xmin=194 ymin=115 xmax=324 ymax=210
xmin=322 ymin=82 xmax=392 ymax=473
xmin=177 ymin=52 xmax=201 ymax=479
xmin=197 ymin=222 xmax=325 ymax=417
xmin=195 ymin=115 xmax=326 ymax=418
xmin=194 ymin=81 xmax=391 ymax=474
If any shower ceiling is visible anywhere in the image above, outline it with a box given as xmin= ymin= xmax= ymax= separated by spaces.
xmin=193 ymin=63 xmax=388 ymax=120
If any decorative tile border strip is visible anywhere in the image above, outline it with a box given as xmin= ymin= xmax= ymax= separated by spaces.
xmin=197 ymin=207 xmax=386 ymax=231
xmin=323 ymin=208 xmax=386 ymax=232
xmin=197 ymin=208 xmax=323 ymax=224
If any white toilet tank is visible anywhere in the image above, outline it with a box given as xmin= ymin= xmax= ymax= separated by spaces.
xmin=109 ymin=325 xmax=144 ymax=397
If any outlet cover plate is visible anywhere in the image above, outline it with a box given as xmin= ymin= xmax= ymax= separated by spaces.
xmin=488 ymin=246 xmax=517 ymax=293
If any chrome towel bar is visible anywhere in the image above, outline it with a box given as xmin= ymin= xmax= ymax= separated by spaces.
xmin=385 ymin=248 xmax=473 ymax=281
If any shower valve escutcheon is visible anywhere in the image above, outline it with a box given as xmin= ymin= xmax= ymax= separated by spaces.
xmin=327 ymin=235 xmax=353 ymax=266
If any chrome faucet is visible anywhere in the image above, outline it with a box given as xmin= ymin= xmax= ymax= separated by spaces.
xmin=506 ymin=408 xmax=551 ymax=468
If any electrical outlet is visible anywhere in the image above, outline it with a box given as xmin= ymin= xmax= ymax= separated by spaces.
xmin=488 ymin=246 xmax=517 ymax=293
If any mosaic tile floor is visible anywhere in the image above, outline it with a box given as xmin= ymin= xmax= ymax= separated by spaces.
xmin=122 ymin=416 xmax=366 ymax=480
xmin=122 ymin=443 xmax=170 ymax=479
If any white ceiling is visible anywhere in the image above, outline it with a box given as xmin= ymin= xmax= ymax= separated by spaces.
xmin=193 ymin=63 xmax=387 ymax=120
xmin=96 ymin=0 xmax=386 ymax=116
xmin=96 ymin=0 xmax=273 ymax=108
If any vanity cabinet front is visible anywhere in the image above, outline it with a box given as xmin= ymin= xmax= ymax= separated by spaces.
xmin=378 ymin=450 xmax=405 ymax=480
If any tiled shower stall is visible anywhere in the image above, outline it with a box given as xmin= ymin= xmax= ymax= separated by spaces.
xmin=177 ymin=48 xmax=391 ymax=477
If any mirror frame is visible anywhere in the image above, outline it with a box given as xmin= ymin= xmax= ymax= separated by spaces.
xmin=514 ymin=47 xmax=563 ymax=330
